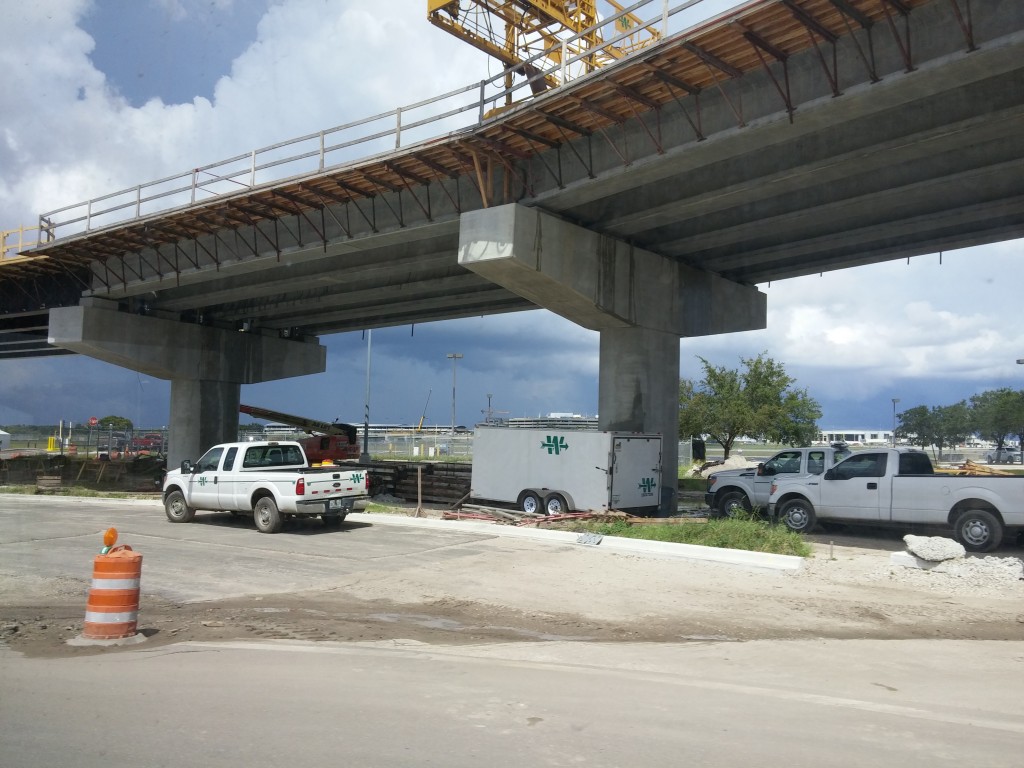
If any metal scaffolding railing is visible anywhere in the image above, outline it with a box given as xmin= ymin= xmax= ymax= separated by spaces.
xmin=36 ymin=1 xmax=716 ymax=241
xmin=1 ymin=225 xmax=41 ymax=259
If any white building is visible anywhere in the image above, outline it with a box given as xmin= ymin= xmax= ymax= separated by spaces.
xmin=0 ymin=429 xmax=9 ymax=451
xmin=818 ymin=429 xmax=893 ymax=445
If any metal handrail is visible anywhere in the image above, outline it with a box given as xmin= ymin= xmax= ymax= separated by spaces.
xmin=37 ymin=1 xmax=712 ymax=242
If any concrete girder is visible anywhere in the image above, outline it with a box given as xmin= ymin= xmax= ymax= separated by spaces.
xmin=48 ymin=299 xmax=326 ymax=466
xmin=458 ymin=203 xmax=767 ymax=514
xmin=458 ymin=204 xmax=766 ymax=337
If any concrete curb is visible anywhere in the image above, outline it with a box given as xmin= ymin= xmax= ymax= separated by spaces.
xmin=347 ymin=512 xmax=804 ymax=573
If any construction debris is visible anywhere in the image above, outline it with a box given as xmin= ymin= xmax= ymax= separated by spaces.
xmin=442 ymin=504 xmax=706 ymax=527
xmin=942 ymin=459 xmax=1015 ymax=476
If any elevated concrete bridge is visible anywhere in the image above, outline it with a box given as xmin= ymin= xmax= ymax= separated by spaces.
xmin=2 ymin=0 xmax=1022 ymax=512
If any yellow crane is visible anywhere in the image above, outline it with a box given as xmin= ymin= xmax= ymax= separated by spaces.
xmin=427 ymin=1 xmax=660 ymax=97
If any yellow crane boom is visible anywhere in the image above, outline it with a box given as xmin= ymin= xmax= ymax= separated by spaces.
xmin=427 ymin=1 xmax=660 ymax=94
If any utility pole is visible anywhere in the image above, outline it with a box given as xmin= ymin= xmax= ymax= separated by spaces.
xmin=447 ymin=353 xmax=463 ymax=434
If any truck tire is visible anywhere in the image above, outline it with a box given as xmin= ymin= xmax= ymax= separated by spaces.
xmin=253 ymin=496 xmax=284 ymax=533
xmin=518 ymin=491 xmax=542 ymax=515
xmin=322 ymin=513 xmax=348 ymax=528
xmin=778 ymin=498 xmax=817 ymax=534
xmin=164 ymin=491 xmax=195 ymax=523
xmin=717 ymin=490 xmax=751 ymax=518
xmin=544 ymin=493 xmax=569 ymax=516
xmin=954 ymin=509 xmax=1003 ymax=553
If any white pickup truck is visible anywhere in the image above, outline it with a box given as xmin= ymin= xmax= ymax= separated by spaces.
xmin=704 ymin=445 xmax=850 ymax=517
xmin=768 ymin=447 xmax=1024 ymax=552
xmin=162 ymin=441 xmax=369 ymax=533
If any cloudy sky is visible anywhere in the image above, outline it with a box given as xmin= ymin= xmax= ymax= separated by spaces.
xmin=1 ymin=0 xmax=1021 ymax=435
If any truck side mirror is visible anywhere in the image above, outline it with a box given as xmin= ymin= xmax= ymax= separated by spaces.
xmin=823 ymin=468 xmax=836 ymax=480
xmin=180 ymin=459 xmax=194 ymax=473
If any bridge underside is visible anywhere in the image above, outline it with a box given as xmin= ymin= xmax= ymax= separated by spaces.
xmin=1 ymin=0 xmax=1021 ymax=510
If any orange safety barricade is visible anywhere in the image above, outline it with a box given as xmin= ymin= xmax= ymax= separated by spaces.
xmin=82 ymin=547 xmax=142 ymax=640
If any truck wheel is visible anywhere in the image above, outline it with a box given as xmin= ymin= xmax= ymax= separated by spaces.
xmin=954 ymin=509 xmax=1003 ymax=552
xmin=164 ymin=491 xmax=195 ymax=523
xmin=778 ymin=498 xmax=816 ymax=534
xmin=518 ymin=491 xmax=542 ymax=515
xmin=544 ymin=493 xmax=569 ymax=516
xmin=717 ymin=491 xmax=750 ymax=518
xmin=253 ymin=496 xmax=283 ymax=533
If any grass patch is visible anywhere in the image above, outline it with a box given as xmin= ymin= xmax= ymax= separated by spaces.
xmin=563 ymin=513 xmax=811 ymax=557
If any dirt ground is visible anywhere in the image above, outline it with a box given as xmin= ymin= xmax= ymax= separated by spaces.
xmin=3 ymin=504 xmax=1023 ymax=658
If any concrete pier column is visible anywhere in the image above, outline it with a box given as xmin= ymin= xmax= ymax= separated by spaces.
xmin=169 ymin=379 xmax=241 ymax=468
xmin=599 ymin=326 xmax=680 ymax=514
xmin=49 ymin=298 xmax=326 ymax=468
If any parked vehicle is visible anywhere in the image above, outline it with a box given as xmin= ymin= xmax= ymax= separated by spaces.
xmin=985 ymin=447 xmax=1020 ymax=464
xmin=162 ymin=441 xmax=368 ymax=533
xmin=768 ymin=448 xmax=1024 ymax=552
xmin=471 ymin=427 xmax=662 ymax=515
xmin=239 ymin=404 xmax=360 ymax=463
xmin=704 ymin=445 xmax=850 ymax=517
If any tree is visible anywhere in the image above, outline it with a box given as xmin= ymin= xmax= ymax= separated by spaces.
xmin=970 ymin=388 xmax=1024 ymax=450
xmin=678 ymin=353 xmax=821 ymax=458
xmin=897 ymin=405 xmax=933 ymax=450
xmin=97 ymin=415 xmax=133 ymax=432
xmin=931 ymin=401 xmax=971 ymax=459
xmin=897 ymin=402 xmax=971 ymax=458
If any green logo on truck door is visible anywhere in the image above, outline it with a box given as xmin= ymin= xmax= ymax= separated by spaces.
xmin=541 ymin=435 xmax=568 ymax=455
xmin=638 ymin=477 xmax=656 ymax=497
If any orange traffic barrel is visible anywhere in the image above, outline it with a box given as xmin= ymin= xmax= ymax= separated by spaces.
xmin=83 ymin=547 xmax=142 ymax=640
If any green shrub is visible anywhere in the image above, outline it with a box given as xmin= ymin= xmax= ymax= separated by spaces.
xmin=564 ymin=515 xmax=811 ymax=557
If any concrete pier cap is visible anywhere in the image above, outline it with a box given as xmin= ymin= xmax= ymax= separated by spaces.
xmin=459 ymin=203 xmax=767 ymax=514
xmin=49 ymin=299 xmax=326 ymax=467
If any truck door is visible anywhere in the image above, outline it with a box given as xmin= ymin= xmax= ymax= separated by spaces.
xmin=186 ymin=446 xmax=224 ymax=510
xmin=818 ymin=452 xmax=886 ymax=520
xmin=756 ymin=450 xmax=805 ymax=501
xmin=214 ymin=447 xmax=239 ymax=508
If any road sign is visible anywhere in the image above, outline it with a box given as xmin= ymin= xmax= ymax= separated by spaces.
xmin=89 ymin=417 xmax=98 ymax=427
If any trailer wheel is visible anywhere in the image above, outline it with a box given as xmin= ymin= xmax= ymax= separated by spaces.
xmin=544 ymin=493 xmax=569 ymax=516
xmin=164 ymin=491 xmax=195 ymax=523
xmin=778 ymin=498 xmax=816 ymax=534
xmin=518 ymin=491 xmax=542 ymax=515
xmin=954 ymin=509 xmax=1003 ymax=552
xmin=253 ymin=496 xmax=283 ymax=533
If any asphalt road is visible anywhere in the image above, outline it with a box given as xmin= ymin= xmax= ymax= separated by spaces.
xmin=2 ymin=495 xmax=1023 ymax=767
xmin=0 ymin=495 xmax=499 ymax=603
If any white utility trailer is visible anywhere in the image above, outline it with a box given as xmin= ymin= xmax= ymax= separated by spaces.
xmin=471 ymin=427 xmax=662 ymax=515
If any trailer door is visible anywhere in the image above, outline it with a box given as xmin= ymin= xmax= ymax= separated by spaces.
xmin=609 ymin=436 xmax=662 ymax=510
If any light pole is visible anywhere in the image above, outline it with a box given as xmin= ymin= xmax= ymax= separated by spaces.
xmin=447 ymin=353 xmax=463 ymax=434
xmin=360 ymin=330 xmax=372 ymax=464
xmin=891 ymin=398 xmax=900 ymax=447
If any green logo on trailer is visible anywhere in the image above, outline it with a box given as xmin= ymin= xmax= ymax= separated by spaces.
xmin=638 ymin=477 xmax=656 ymax=496
xmin=541 ymin=435 xmax=568 ymax=455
